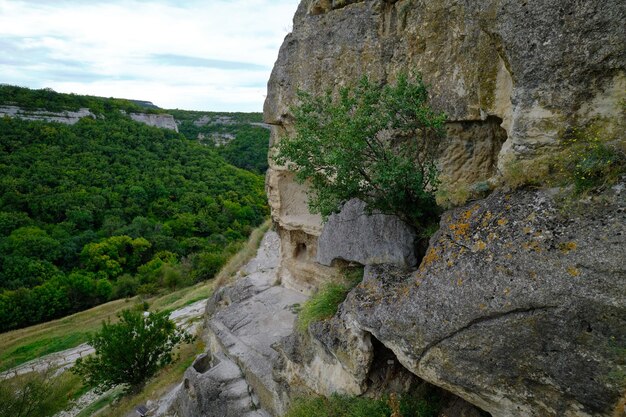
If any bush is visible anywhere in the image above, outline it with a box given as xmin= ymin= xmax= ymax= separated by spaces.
xmin=285 ymin=392 xmax=441 ymax=417
xmin=0 ymin=370 xmax=82 ymax=417
xmin=72 ymin=309 xmax=193 ymax=394
xmin=560 ymin=127 xmax=625 ymax=193
xmin=273 ymin=73 xmax=446 ymax=230
xmin=113 ymin=274 xmax=140 ymax=298
xmin=297 ymin=267 xmax=363 ymax=332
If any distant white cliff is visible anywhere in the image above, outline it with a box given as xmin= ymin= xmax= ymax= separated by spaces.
xmin=0 ymin=105 xmax=179 ymax=132
xmin=130 ymin=113 xmax=179 ymax=132
xmin=0 ymin=105 xmax=95 ymax=125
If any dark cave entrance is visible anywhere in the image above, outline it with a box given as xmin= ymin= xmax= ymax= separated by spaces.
xmin=365 ymin=333 xmax=491 ymax=417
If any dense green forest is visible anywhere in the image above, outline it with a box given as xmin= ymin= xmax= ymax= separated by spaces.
xmin=0 ymin=86 xmax=268 ymax=332
xmin=168 ymin=109 xmax=270 ymax=174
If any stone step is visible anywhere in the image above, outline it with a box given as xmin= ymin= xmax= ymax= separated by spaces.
xmin=206 ymin=354 xmax=242 ymax=384
xmin=220 ymin=378 xmax=250 ymax=400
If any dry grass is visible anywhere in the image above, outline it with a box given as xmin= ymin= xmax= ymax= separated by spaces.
xmin=213 ymin=219 xmax=271 ymax=289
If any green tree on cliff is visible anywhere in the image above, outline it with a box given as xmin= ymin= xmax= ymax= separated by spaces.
xmin=273 ymin=73 xmax=446 ymax=230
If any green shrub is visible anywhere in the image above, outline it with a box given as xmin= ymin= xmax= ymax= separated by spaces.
xmin=297 ymin=267 xmax=363 ymax=332
xmin=285 ymin=392 xmax=441 ymax=417
xmin=72 ymin=309 xmax=193 ymax=394
xmin=560 ymin=128 xmax=625 ymax=193
xmin=0 ymin=369 xmax=83 ymax=417
xmin=274 ymin=73 xmax=446 ymax=230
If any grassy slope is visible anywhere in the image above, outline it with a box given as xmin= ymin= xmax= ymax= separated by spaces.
xmin=0 ymin=283 xmax=210 ymax=373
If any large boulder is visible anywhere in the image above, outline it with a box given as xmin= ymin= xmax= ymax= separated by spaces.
xmin=316 ymin=199 xmax=418 ymax=267
xmin=343 ymin=185 xmax=626 ymax=416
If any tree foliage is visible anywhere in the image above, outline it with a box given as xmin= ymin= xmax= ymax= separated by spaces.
xmin=72 ymin=309 xmax=193 ymax=393
xmin=274 ymin=74 xmax=446 ymax=229
xmin=0 ymin=370 xmax=80 ymax=417
xmin=170 ymin=109 xmax=270 ymax=174
xmin=0 ymin=86 xmax=268 ymax=332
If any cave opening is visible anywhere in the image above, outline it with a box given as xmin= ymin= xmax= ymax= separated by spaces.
xmin=364 ymin=333 xmax=491 ymax=417
xmin=294 ymin=242 xmax=307 ymax=260
xmin=192 ymin=353 xmax=211 ymax=374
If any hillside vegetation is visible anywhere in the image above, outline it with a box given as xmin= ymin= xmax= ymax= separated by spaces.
xmin=0 ymin=86 xmax=268 ymax=332
xmin=169 ymin=109 xmax=270 ymax=174
xmin=0 ymin=84 xmax=163 ymax=114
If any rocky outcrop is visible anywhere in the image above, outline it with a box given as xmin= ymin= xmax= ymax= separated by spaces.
xmin=166 ymin=231 xmax=308 ymax=417
xmin=0 ymin=105 xmax=95 ymax=124
xmin=341 ymin=185 xmax=626 ymax=416
xmin=129 ymin=113 xmax=178 ymax=132
xmin=316 ymin=199 xmax=418 ymax=267
xmin=165 ymin=1 xmax=626 ymax=416
xmin=0 ymin=105 xmax=180 ymax=133
xmin=264 ymin=0 xmax=625 ymax=296
xmin=170 ymin=352 xmax=270 ymax=417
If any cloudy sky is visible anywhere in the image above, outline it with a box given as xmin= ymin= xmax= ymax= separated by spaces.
xmin=0 ymin=0 xmax=300 ymax=111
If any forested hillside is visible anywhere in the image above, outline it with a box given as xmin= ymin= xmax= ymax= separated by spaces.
xmin=168 ymin=109 xmax=270 ymax=174
xmin=0 ymin=84 xmax=163 ymax=114
xmin=0 ymin=86 xmax=268 ymax=332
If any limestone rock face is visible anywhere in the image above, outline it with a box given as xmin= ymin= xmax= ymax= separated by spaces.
xmin=169 ymin=352 xmax=269 ymax=417
xmin=0 ymin=105 xmax=95 ymax=124
xmin=316 ymin=199 xmax=418 ymax=267
xmin=264 ymin=0 xmax=625 ymax=293
xmin=129 ymin=112 xmax=179 ymax=132
xmin=273 ymin=307 xmax=375 ymax=399
xmin=342 ymin=186 xmax=626 ymax=416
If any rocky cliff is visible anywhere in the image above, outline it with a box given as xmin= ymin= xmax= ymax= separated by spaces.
xmin=166 ymin=1 xmax=625 ymax=416
xmin=0 ymin=104 xmax=179 ymax=132
xmin=129 ymin=112 xmax=179 ymax=132
xmin=265 ymin=0 xmax=625 ymax=296
xmin=259 ymin=0 xmax=625 ymax=416
xmin=0 ymin=105 xmax=96 ymax=125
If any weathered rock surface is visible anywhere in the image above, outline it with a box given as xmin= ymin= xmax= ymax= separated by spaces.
xmin=266 ymin=0 xmax=625 ymax=158
xmin=272 ymin=264 xmax=491 ymax=416
xmin=129 ymin=112 xmax=179 ymax=132
xmin=165 ymin=230 xmax=307 ymax=417
xmin=273 ymin=301 xmax=374 ymax=399
xmin=341 ymin=186 xmax=626 ymax=416
xmin=0 ymin=105 xmax=95 ymax=125
xmin=207 ymin=271 xmax=307 ymax=415
xmin=169 ymin=352 xmax=269 ymax=417
xmin=0 ymin=105 xmax=180 ymax=133
xmin=316 ymin=199 xmax=418 ymax=267
xmin=263 ymin=0 xmax=625 ymax=293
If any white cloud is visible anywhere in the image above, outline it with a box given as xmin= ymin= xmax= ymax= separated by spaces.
xmin=0 ymin=0 xmax=299 ymax=111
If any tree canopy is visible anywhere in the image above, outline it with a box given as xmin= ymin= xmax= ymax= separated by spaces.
xmin=273 ymin=73 xmax=446 ymax=229
xmin=72 ymin=309 xmax=193 ymax=393
xmin=0 ymin=86 xmax=269 ymax=332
